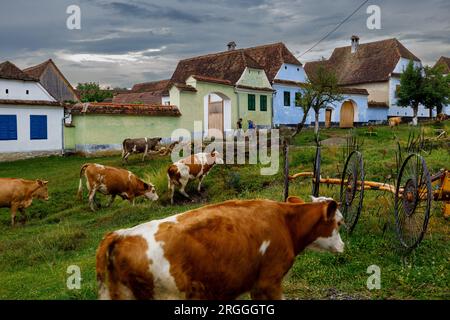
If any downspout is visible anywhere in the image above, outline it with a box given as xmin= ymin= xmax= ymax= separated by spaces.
xmin=271 ymin=87 xmax=276 ymax=128
xmin=61 ymin=110 xmax=71 ymax=156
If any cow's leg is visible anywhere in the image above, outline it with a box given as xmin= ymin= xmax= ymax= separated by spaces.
xmin=250 ymin=280 xmax=284 ymax=300
xmin=197 ymin=175 xmax=205 ymax=192
xmin=178 ymin=179 xmax=191 ymax=200
xmin=169 ymin=181 xmax=175 ymax=205
xmin=142 ymin=144 xmax=149 ymax=162
xmin=123 ymin=152 xmax=131 ymax=163
xmin=18 ymin=208 xmax=27 ymax=224
xmin=88 ymin=186 xmax=99 ymax=212
xmin=10 ymin=204 xmax=18 ymax=227
xmin=106 ymin=195 xmax=116 ymax=207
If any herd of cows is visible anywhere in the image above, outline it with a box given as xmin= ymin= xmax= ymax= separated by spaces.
xmin=0 ymin=136 xmax=346 ymax=300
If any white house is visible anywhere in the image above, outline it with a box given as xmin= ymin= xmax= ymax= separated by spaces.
xmin=434 ymin=56 xmax=450 ymax=115
xmin=0 ymin=61 xmax=64 ymax=160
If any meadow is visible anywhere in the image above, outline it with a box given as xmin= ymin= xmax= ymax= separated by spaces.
xmin=0 ymin=122 xmax=449 ymax=300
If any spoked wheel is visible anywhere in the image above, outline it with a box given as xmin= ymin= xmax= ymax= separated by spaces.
xmin=312 ymin=146 xmax=321 ymax=197
xmin=340 ymin=151 xmax=365 ymax=233
xmin=394 ymin=154 xmax=431 ymax=251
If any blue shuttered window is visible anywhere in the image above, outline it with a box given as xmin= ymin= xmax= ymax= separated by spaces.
xmin=0 ymin=115 xmax=18 ymax=140
xmin=30 ymin=115 xmax=47 ymax=140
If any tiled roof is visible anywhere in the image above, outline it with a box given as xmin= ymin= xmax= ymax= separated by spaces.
xmin=304 ymin=38 xmax=421 ymax=86
xmin=273 ymin=79 xmax=307 ymax=88
xmin=434 ymin=56 xmax=450 ymax=74
xmin=368 ymin=101 xmax=389 ymax=108
xmin=244 ymin=42 xmax=302 ymax=82
xmin=0 ymin=61 xmax=37 ymax=81
xmin=235 ymin=84 xmax=274 ymax=92
xmin=192 ymin=75 xmax=232 ymax=85
xmin=131 ymin=79 xmax=170 ymax=94
xmin=172 ymin=83 xmax=197 ymax=92
xmin=0 ymin=99 xmax=61 ymax=106
xmin=339 ymin=87 xmax=369 ymax=95
xmin=67 ymin=102 xmax=181 ymax=116
xmin=113 ymin=92 xmax=162 ymax=104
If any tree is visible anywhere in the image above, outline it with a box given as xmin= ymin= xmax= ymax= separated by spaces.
xmin=422 ymin=64 xmax=450 ymax=117
xmin=397 ymin=61 xmax=425 ymax=126
xmin=76 ymin=82 xmax=113 ymax=103
xmin=294 ymin=65 xmax=343 ymax=138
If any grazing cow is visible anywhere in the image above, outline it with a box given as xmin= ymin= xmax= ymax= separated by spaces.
xmin=437 ymin=113 xmax=448 ymax=122
xmin=122 ymin=137 xmax=162 ymax=162
xmin=388 ymin=117 xmax=402 ymax=128
xmin=0 ymin=178 xmax=49 ymax=226
xmin=167 ymin=150 xmax=224 ymax=204
xmin=95 ymin=195 xmax=344 ymax=300
xmin=77 ymin=163 xmax=158 ymax=211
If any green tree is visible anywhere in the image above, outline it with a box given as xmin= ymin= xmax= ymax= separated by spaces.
xmin=76 ymin=82 xmax=113 ymax=103
xmin=397 ymin=61 xmax=425 ymax=125
xmin=294 ymin=65 xmax=343 ymax=137
xmin=422 ymin=64 xmax=450 ymax=117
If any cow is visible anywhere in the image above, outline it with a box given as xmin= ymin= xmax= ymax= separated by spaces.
xmin=0 ymin=178 xmax=49 ymax=226
xmin=95 ymin=195 xmax=344 ymax=300
xmin=388 ymin=117 xmax=402 ymax=128
xmin=167 ymin=150 xmax=224 ymax=204
xmin=122 ymin=137 xmax=162 ymax=163
xmin=77 ymin=163 xmax=158 ymax=211
xmin=436 ymin=113 xmax=448 ymax=122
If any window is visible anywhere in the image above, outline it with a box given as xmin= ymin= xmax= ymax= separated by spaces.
xmin=30 ymin=115 xmax=47 ymax=140
xmin=0 ymin=115 xmax=17 ymax=140
xmin=284 ymin=66 xmax=287 ymax=70
xmin=248 ymin=94 xmax=256 ymax=111
xmin=297 ymin=68 xmax=300 ymax=71
xmin=395 ymin=85 xmax=400 ymax=98
xmin=26 ymin=90 xmax=29 ymax=95
xmin=260 ymin=95 xmax=267 ymax=111
xmin=5 ymin=89 xmax=9 ymax=94
xmin=295 ymin=92 xmax=302 ymax=107
xmin=283 ymin=91 xmax=290 ymax=106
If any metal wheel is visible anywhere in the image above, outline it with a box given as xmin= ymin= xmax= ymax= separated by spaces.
xmin=312 ymin=146 xmax=321 ymax=197
xmin=394 ymin=154 xmax=431 ymax=251
xmin=340 ymin=151 xmax=364 ymax=233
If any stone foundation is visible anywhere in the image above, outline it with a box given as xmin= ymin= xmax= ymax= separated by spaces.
xmin=0 ymin=150 xmax=62 ymax=162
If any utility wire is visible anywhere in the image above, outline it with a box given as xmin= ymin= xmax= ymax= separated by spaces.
xmin=298 ymin=0 xmax=370 ymax=58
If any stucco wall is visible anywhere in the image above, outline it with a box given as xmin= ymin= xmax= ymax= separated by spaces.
xmin=236 ymin=68 xmax=271 ymax=88
xmin=272 ymin=84 xmax=304 ymax=126
xmin=0 ymin=79 xmax=55 ymax=101
xmin=350 ymin=82 xmax=389 ymax=105
xmin=0 ymin=105 xmax=63 ymax=153
xmin=236 ymin=90 xmax=272 ymax=128
xmin=274 ymin=63 xmax=307 ymax=82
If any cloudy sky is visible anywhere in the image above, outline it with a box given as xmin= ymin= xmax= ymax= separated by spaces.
xmin=1 ymin=0 xmax=449 ymax=88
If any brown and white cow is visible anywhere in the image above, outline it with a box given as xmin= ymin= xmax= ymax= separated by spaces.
xmin=0 ymin=178 xmax=49 ymax=226
xmin=388 ymin=117 xmax=402 ymax=127
xmin=122 ymin=137 xmax=162 ymax=162
xmin=77 ymin=163 xmax=158 ymax=211
xmin=167 ymin=150 xmax=224 ymax=204
xmin=95 ymin=195 xmax=344 ymax=300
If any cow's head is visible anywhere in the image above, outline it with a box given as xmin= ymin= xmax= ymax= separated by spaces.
xmin=207 ymin=149 xmax=224 ymax=165
xmin=305 ymin=196 xmax=344 ymax=253
xmin=34 ymin=180 xmax=49 ymax=201
xmin=142 ymin=181 xmax=158 ymax=201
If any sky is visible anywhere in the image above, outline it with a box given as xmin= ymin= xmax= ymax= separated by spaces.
xmin=1 ymin=0 xmax=449 ymax=88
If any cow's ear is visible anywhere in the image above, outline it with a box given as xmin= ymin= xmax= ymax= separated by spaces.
xmin=323 ymin=200 xmax=338 ymax=221
xmin=286 ymin=196 xmax=304 ymax=204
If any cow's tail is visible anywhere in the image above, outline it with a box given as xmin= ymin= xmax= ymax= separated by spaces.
xmin=77 ymin=163 xmax=90 ymax=200
xmin=96 ymin=232 xmax=119 ymax=300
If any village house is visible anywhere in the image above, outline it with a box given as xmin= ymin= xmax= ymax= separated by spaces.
xmin=433 ymin=56 xmax=450 ymax=115
xmin=23 ymin=59 xmax=79 ymax=103
xmin=305 ymin=36 xmax=432 ymax=126
xmin=0 ymin=61 xmax=64 ymax=161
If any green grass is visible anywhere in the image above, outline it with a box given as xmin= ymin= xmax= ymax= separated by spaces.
xmin=0 ymin=122 xmax=449 ymax=300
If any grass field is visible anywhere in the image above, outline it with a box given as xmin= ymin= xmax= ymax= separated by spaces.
xmin=0 ymin=122 xmax=449 ymax=300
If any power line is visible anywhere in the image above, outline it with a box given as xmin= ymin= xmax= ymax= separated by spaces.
xmin=298 ymin=0 xmax=370 ymax=58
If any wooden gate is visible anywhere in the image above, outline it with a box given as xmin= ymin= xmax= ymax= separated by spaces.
xmin=208 ymin=97 xmax=223 ymax=136
xmin=340 ymin=101 xmax=354 ymax=128
xmin=325 ymin=108 xmax=332 ymax=128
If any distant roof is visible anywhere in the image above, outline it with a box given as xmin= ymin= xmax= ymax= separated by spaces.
xmin=113 ymin=92 xmax=163 ymax=105
xmin=67 ymin=102 xmax=181 ymax=116
xmin=0 ymin=99 xmax=61 ymax=106
xmin=434 ymin=56 xmax=450 ymax=74
xmin=131 ymin=79 xmax=171 ymax=94
xmin=244 ymin=42 xmax=302 ymax=82
xmin=304 ymin=38 xmax=421 ymax=86
xmin=0 ymin=61 xmax=37 ymax=81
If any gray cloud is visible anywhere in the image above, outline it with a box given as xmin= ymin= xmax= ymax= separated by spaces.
xmin=0 ymin=0 xmax=448 ymax=88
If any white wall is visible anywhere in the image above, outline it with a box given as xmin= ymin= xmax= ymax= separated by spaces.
xmin=274 ymin=63 xmax=307 ymax=82
xmin=0 ymin=79 xmax=55 ymax=101
xmin=0 ymin=105 xmax=63 ymax=153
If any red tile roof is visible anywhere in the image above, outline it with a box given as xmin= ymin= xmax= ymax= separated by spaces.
xmin=67 ymin=102 xmax=181 ymax=116
xmin=368 ymin=101 xmax=389 ymax=108
xmin=113 ymin=91 xmax=163 ymax=104
xmin=339 ymin=87 xmax=369 ymax=95
xmin=131 ymin=79 xmax=171 ymax=94
xmin=434 ymin=56 xmax=450 ymax=74
xmin=305 ymin=38 xmax=421 ymax=86
xmin=192 ymin=75 xmax=232 ymax=85
xmin=0 ymin=61 xmax=37 ymax=81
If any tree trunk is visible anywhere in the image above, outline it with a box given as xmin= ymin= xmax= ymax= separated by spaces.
xmin=292 ymin=107 xmax=310 ymax=138
xmin=429 ymin=107 xmax=433 ymax=119
xmin=314 ymin=111 xmax=319 ymax=135
xmin=412 ymin=104 xmax=419 ymax=126
xmin=437 ymin=105 xmax=443 ymax=115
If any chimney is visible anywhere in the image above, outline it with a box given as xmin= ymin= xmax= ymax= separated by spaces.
xmin=351 ymin=35 xmax=360 ymax=53
xmin=227 ymin=41 xmax=236 ymax=51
